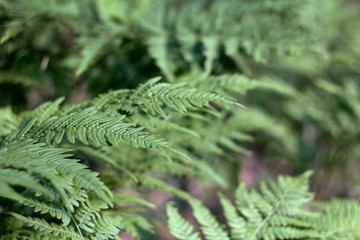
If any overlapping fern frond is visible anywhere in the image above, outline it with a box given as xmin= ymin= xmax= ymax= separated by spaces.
xmin=167 ymin=171 xmax=360 ymax=240
xmin=86 ymin=77 xmax=238 ymax=118
xmin=0 ymin=139 xmax=156 ymax=239
xmin=0 ymin=140 xmax=122 ymax=239
xmin=0 ymin=75 xmax=238 ymax=239
xmin=2 ymin=0 xmax=360 ymax=239
xmin=3 ymin=81 xmax=216 ymax=160
xmin=167 ymin=171 xmax=320 ymax=240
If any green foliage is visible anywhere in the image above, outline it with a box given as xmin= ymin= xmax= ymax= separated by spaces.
xmin=310 ymin=200 xmax=360 ymax=239
xmin=167 ymin=203 xmax=201 ymax=240
xmin=167 ymin=172 xmax=360 ymax=240
xmin=0 ymin=80 xmax=231 ymax=238
xmin=1 ymin=0 xmax=360 ymax=239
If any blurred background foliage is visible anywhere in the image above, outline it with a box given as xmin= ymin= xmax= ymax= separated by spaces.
xmin=1 ymin=0 xmax=360 ymax=238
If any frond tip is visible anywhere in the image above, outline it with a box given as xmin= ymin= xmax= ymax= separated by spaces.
xmin=105 ymin=77 xmax=240 ymax=119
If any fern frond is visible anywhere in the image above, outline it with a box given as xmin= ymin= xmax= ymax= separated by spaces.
xmin=142 ymin=176 xmax=193 ymax=201
xmin=0 ymin=20 xmax=23 ymax=44
xmin=234 ymin=183 xmax=263 ymax=229
xmin=25 ymin=97 xmax=65 ymax=125
xmin=74 ymin=198 xmax=108 ymax=234
xmin=166 ymin=203 xmax=201 ymax=240
xmin=237 ymin=171 xmax=315 ymax=240
xmin=2 ymin=0 xmax=81 ymax=22
xmin=1 ymin=233 xmax=64 ymax=240
xmin=20 ymin=198 xmax=71 ymax=226
xmin=91 ymin=77 xmax=238 ymax=119
xmin=311 ymin=200 xmax=360 ymax=239
xmin=0 ymin=168 xmax=54 ymax=201
xmin=75 ymin=37 xmax=110 ymax=76
xmin=119 ymin=213 xmax=154 ymax=239
xmin=146 ymin=34 xmax=176 ymax=81
xmin=130 ymin=115 xmax=200 ymax=138
xmin=180 ymin=74 xmax=296 ymax=98
xmin=0 ymin=139 xmax=113 ymax=210
xmin=113 ymin=193 xmax=155 ymax=209
xmin=9 ymin=213 xmax=83 ymax=240
xmin=129 ymin=79 xmax=237 ymax=116
xmin=7 ymin=106 xmax=175 ymax=154
xmin=0 ymin=107 xmax=18 ymax=137
xmin=87 ymin=214 xmax=122 ymax=240
xmin=167 ymin=172 xmax=320 ymax=240
xmin=189 ymin=200 xmax=230 ymax=240
xmin=74 ymin=145 xmax=140 ymax=183
xmin=0 ymin=139 xmax=129 ymax=239
xmin=218 ymin=193 xmax=246 ymax=240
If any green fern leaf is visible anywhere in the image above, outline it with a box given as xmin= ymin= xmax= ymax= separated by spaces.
xmin=20 ymin=198 xmax=71 ymax=226
xmin=0 ymin=168 xmax=54 ymax=201
xmin=146 ymin=34 xmax=175 ymax=82
xmin=240 ymin=171 xmax=314 ymax=240
xmin=117 ymin=213 xmax=154 ymax=239
xmin=113 ymin=193 xmax=155 ymax=209
xmin=27 ymin=97 xmax=65 ymax=125
xmin=218 ymin=193 xmax=246 ymax=240
xmin=127 ymin=77 xmax=238 ymax=117
xmin=189 ymin=200 xmax=230 ymax=240
xmin=0 ymin=107 xmax=18 ymax=137
xmin=202 ymin=35 xmax=219 ymax=76
xmin=166 ymin=203 xmax=201 ymax=240
xmin=311 ymin=200 xmax=360 ymax=239
xmin=9 ymin=213 xmax=83 ymax=240
xmin=0 ymin=140 xmax=113 ymax=210
xmin=9 ymin=106 xmax=175 ymax=155
xmin=75 ymin=37 xmax=110 ymax=76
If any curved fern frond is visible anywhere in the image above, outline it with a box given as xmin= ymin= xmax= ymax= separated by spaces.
xmin=0 ymin=139 xmax=113 ymax=210
xmin=90 ymin=77 xmax=239 ymax=119
xmin=9 ymin=213 xmax=83 ymax=240
xmin=128 ymin=78 xmax=238 ymax=116
xmin=0 ymin=168 xmax=54 ymax=201
xmin=6 ymin=106 xmax=174 ymax=151
xmin=20 ymin=198 xmax=71 ymax=226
